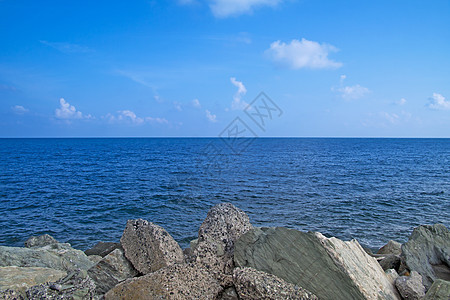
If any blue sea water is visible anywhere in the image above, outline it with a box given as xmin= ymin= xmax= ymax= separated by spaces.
xmin=0 ymin=138 xmax=449 ymax=251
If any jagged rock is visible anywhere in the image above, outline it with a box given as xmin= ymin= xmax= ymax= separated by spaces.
xmin=235 ymin=227 xmax=400 ymax=300
xmin=192 ymin=203 xmax=252 ymax=283
xmin=378 ymin=240 xmax=402 ymax=256
xmin=25 ymin=269 xmax=96 ymax=299
xmin=219 ymin=286 xmax=239 ymax=300
xmin=379 ymin=255 xmax=402 ymax=271
xmin=85 ymin=242 xmax=121 ymax=257
xmin=395 ymin=271 xmax=426 ymax=300
xmin=402 ymin=224 xmax=450 ymax=289
xmin=87 ymin=248 xmax=138 ymax=295
xmin=424 ymin=279 xmax=450 ymax=299
xmin=385 ymin=269 xmax=399 ymax=286
xmin=120 ymin=219 xmax=183 ymax=275
xmin=233 ymin=267 xmax=317 ymax=300
xmin=24 ymin=234 xmax=58 ymax=248
xmin=87 ymin=255 xmax=103 ymax=264
xmin=0 ymin=266 xmax=66 ymax=292
xmin=104 ymin=263 xmax=222 ymax=299
xmin=0 ymin=243 xmax=95 ymax=272
xmin=0 ymin=289 xmax=25 ymax=300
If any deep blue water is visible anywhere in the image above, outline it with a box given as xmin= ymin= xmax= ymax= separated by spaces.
xmin=0 ymin=138 xmax=449 ymax=251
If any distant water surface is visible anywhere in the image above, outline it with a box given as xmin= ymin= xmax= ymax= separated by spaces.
xmin=0 ymin=138 xmax=448 ymax=250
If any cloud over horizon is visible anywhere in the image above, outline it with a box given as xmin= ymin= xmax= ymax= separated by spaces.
xmin=427 ymin=93 xmax=450 ymax=110
xmin=230 ymin=77 xmax=248 ymax=110
xmin=55 ymin=98 xmax=92 ymax=120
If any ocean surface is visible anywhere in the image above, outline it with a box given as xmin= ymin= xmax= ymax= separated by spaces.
xmin=0 ymin=138 xmax=449 ymax=251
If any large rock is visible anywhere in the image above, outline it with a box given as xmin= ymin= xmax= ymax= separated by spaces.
xmin=395 ymin=271 xmax=426 ymax=300
xmin=104 ymin=263 xmax=222 ymax=299
xmin=87 ymin=248 xmax=138 ymax=295
xmin=424 ymin=279 xmax=450 ymax=300
xmin=402 ymin=224 xmax=450 ymax=289
xmin=0 ymin=266 xmax=66 ymax=292
xmin=235 ymin=227 xmax=400 ymax=300
xmin=0 ymin=243 xmax=95 ymax=272
xmin=191 ymin=203 xmax=252 ymax=282
xmin=377 ymin=240 xmax=402 ymax=256
xmin=120 ymin=219 xmax=184 ymax=275
xmin=24 ymin=234 xmax=58 ymax=248
xmin=233 ymin=267 xmax=317 ymax=300
xmin=379 ymin=255 xmax=402 ymax=271
xmin=85 ymin=242 xmax=121 ymax=257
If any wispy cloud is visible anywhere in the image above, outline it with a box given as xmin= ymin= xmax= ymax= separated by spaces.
xmin=396 ymin=98 xmax=407 ymax=105
xmin=192 ymin=99 xmax=201 ymax=108
xmin=11 ymin=105 xmax=29 ymax=114
xmin=205 ymin=109 xmax=217 ymax=122
xmin=115 ymin=70 xmax=157 ymax=90
xmin=173 ymin=101 xmax=182 ymax=111
xmin=40 ymin=41 xmax=93 ymax=54
xmin=105 ymin=110 xmax=168 ymax=125
xmin=230 ymin=77 xmax=248 ymax=110
xmin=55 ymin=98 xmax=92 ymax=120
xmin=427 ymin=93 xmax=450 ymax=110
xmin=266 ymin=38 xmax=342 ymax=69
xmin=332 ymin=75 xmax=370 ymax=100
xmin=209 ymin=0 xmax=282 ymax=18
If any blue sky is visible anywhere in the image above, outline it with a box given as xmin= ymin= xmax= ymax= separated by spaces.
xmin=1 ymin=0 xmax=449 ymax=137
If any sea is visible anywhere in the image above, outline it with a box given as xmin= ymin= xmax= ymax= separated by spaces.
xmin=0 ymin=138 xmax=449 ymax=251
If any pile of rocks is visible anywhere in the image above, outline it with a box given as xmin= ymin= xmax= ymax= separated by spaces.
xmin=0 ymin=203 xmax=449 ymax=299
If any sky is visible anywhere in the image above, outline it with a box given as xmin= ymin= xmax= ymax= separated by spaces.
xmin=1 ymin=0 xmax=449 ymax=137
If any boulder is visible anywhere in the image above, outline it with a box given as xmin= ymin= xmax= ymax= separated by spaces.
xmin=84 ymin=242 xmax=121 ymax=257
xmin=191 ymin=203 xmax=252 ymax=282
xmin=25 ymin=269 xmax=96 ymax=299
xmin=235 ymin=227 xmax=400 ymax=300
xmin=0 ymin=266 xmax=66 ymax=292
xmin=379 ymin=255 xmax=402 ymax=271
xmin=0 ymin=243 xmax=95 ymax=272
xmin=87 ymin=248 xmax=138 ymax=295
xmin=402 ymin=224 xmax=450 ymax=289
xmin=377 ymin=240 xmax=402 ymax=256
xmin=395 ymin=271 xmax=426 ymax=300
xmin=233 ymin=267 xmax=317 ymax=300
xmin=385 ymin=269 xmax=399 ymax=286
xmin=104 ymin=263 xmax=222 ymax=299
xmin=424 ymin=279 xmax=450 ymax=300
xmin=120 ymin=219 xmax=183 ymax=275
xmin=24 ymin=234 xmax=58 ymax=248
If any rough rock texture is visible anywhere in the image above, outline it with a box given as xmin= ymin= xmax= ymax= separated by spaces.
xmin=120 ymin=219 xmax=183 ymax=275
xmin=219 ymin=286 xmax=239 ymax=300
xmin=104 ymin=263 xmax=222 ymax=300
xmin=191 ymin=203 xmax=252 ymax=283
xmin=233 ymin=267 xmax=318 ymax=300
xmin=87 ymin=248 xmax=138 ymax=295
xmin=25 ymin=269 xmax=96 ymax=299
xmin=0 ymin=289 xmax=25 ymax=300
xmin=235 ymin=227 xmax=400 ymax=300
xmin=395 ymin=271 xmax=426 ymax=300
xmin=402 ymin=224 xmax=450 ymax=289
xmin=378 ymin=240 xmax=402 ymax=256
xmin=385 ymin=269 xmax=399 ymax=286
xmin=0 ymin=266 xmax=66 ymax=292
xmin=424 ymin=279 xmax=450 ymax=300
xmin=379 ymin=255 xmax=402 ymax=271
xmin=0 ymin=243 xmax=95 ymax=272
xmin=24 ymin=234 xmax=58 ymax=248
xmin=85 ymin=242 xmax=121 ymax=257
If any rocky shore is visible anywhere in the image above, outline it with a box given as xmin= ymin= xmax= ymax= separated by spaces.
xmin=0 ymin=203 xmax=449 ymax=299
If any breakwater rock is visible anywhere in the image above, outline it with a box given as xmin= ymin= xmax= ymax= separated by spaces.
xmin=0 ymin=203 xmax=448 ymax=299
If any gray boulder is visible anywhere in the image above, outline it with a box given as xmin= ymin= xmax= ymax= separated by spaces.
xmin=85 ymin=242 xmax=121 ymax=257
xmin=395 ymin=271 xmax=426 ymax=300
xmin=24 ymin=234 xmax=58 ymax=248
xmin=87 ymin=248 xmax=138 ymax=295
xmin=379 ymin=255 xmax=402 ymax=271
xmin=424 ymin=279 xmax=450 ymax=300
xmin=120 ymin=219 xmax=184 ymax=275
xmin=0 ymin=266 xmax=66 ymax=293
xmin=191 ymin=203 xmax=253 ymax=282
xmin=235 ymin=227 xmax=400 ymax=300
xmin=233 ymin=267 xmax=318 ymax=300
xmin=0 ymin=243 xmax=95 ymax=272
xmin=385 ymin=269 xmax=399 ymax=286
xmin=402 ymin=224 xmax=450 ymax=289
xmin=104 ymin=263 xmax=222 ymax=299
xmin=378 ymin=240 xmax=402 ymax=256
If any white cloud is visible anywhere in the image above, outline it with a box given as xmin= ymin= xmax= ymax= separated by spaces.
xmin=106 ymin=110 xmax=168 ymax=125
xmin=12 ymin=105 xmax=29 ymax=114
xmin=230 ymin=77 xmax=248 ymax=110
xmin=266 ymin=38 xmax=342 ymax=69
xmin=209 ymin=0 xmax=282 ymax=18
xmin=205 ymin=110 xmax=217 ymax=122
xmin=55 ymin=98 xmax=91 ymax=119
xmin=192 ymin=99 xmax=201 ymax=108
xmin=397 ymin=98 xmax=407 ymax=105
xmin=333 ymin=76 xmax=370 ymax=100
xmin=427 ymin=93 xmax=450 ymax=110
